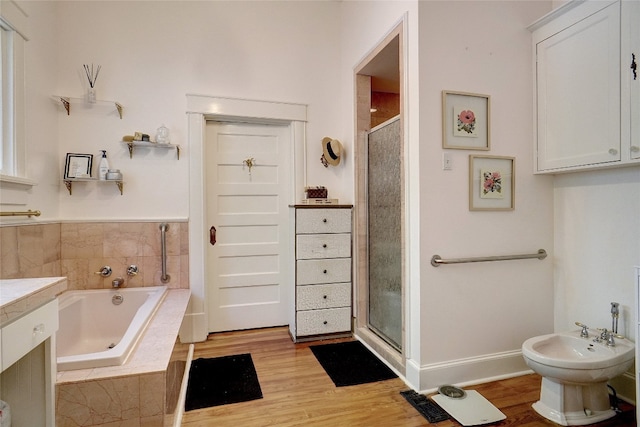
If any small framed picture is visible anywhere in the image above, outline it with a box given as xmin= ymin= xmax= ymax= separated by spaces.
xmin=442 ymin=90 xmax=490 ymax=150
xmin=64 ymin=153 xmax=93 ymax=179
xmin=469 ymin=155 xmax=514 ymax=211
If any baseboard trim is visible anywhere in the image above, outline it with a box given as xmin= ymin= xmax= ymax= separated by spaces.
xmin=407 ymin=350 xmax=531 ymax=393
xmin=178 ymin=312 xmax=208 ymax=343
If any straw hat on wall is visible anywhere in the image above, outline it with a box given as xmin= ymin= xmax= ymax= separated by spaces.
xmin=321 ymin=137 xmax=342 ymax=167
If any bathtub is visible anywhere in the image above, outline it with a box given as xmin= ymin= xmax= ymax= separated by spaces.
xmin=56 ymin=285 xmax=168 ymax=371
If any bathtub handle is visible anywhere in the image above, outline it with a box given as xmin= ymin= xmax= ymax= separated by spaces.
xmin=95 ymin=266 xmax=112 ymax=277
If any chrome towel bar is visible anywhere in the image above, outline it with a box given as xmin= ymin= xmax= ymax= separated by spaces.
xmin=0 ymin=209 xmax=41 ymax=218
xmin=431 ymin=249 xmax=547 ymax=267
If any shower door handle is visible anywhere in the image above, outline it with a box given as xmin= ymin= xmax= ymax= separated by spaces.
xmin=210 ymin=226 xmax=217 ymax=246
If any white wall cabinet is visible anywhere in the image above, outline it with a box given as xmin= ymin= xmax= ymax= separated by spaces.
xmin=290 ymin=205 xmax=353 ymax=342
xmin=530 ymin=0 xmax=640 ymax=173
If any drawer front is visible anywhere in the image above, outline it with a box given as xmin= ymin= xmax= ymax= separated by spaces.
xmin=297 ymin=258 xmax=351 ymax=285
xmin=296 ymin=234 xmax=351 ymax=259
xmin=296 ymin=307 xmax=351 ymax=336
xmin=296 ymin=283 xmax=351 ymax=310
xmin=1 ymin=299 xmax=58 ymax=371
xmin=296 ymin=208 xmax=351 ymax=234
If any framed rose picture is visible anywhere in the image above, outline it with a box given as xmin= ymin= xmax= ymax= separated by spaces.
xmin=442 ymin=91 xmax=490 ymax=150
xmin=469 ymin=155 xmax=514 ymax=211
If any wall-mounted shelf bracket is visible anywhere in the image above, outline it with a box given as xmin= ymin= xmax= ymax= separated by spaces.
xmin=63 ymin=178 xmax=123 ymax=195
xmin=125 ymin=141 xmax=181 ymax=160
xmin=53 ymin=96 xmax=123 ymax=119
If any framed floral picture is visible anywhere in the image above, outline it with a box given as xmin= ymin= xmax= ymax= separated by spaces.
xmin=442 ymin=91 xmax=490 ymax=150
xmin=469 ymin=155 xmax=514 ymax=211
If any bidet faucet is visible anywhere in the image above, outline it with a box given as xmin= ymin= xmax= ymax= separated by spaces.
xmin=611 ymin=302 xmax=619 ymax=334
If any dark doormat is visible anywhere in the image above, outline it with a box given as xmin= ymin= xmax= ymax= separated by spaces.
xmin=185 ymin=353 xmax=263 ymax=411
xmin=310 ymin=340 xmax=398 ymax=387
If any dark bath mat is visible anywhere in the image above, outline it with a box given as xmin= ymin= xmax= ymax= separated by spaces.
xmin=185 ymin=353 xmax=263 ymax=411
xmin=310 ymin=340 xmax=398 ymax=387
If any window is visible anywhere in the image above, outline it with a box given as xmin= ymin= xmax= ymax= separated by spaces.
xmin=0 ymin=1 xmax=30 ymax=186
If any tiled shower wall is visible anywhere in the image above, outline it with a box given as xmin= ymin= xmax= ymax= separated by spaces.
xmin=0 ymin=221 xmax=189 ymax=290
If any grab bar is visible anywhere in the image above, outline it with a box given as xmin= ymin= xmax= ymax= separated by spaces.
xmin=1 ymin=209 xmax=41 ymax=218
xmin=431 ymin=249 xmax=547 ymax=267
xmin=160 ymin=223 xmax=171 ymax=283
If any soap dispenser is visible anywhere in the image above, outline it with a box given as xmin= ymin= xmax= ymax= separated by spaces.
xmin=98 ymin=150 xmax=110 ymax=180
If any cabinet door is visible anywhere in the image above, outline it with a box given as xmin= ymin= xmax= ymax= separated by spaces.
xmin=630 ymin=0 xmax=640 ymax=160
xmin=536 ymin=1 xmax=621 ymax=171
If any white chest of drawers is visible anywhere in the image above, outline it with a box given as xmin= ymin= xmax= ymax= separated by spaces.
xmin=290 ymin=205 xmax=353 ymax=342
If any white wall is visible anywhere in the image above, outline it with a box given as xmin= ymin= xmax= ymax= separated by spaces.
xmin=53 ymin=0 xmax=345 ymax=220
xmin=415 ymin=1 xmax=555 ymax=389
xmin=554 ymin=168 xmax=640 ymax=340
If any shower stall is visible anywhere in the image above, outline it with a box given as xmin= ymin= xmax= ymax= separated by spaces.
xmin=366 ymin=115 xmax=402 ymax=350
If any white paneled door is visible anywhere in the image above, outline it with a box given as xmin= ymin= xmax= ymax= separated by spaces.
xmin=206 ymin=121 xmax=291 ymax=332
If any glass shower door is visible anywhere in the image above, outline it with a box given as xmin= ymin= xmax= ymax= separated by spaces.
xmin=367 ymin=116 xmax=402 ymax=350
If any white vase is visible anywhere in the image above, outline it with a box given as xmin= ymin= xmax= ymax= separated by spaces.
xmin=87 ymin=87 xmax=96 ymax=104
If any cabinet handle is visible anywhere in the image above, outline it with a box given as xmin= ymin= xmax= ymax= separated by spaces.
xmin=33 ymin=323 xmax=45 ymax=336
xmin=632 ymin=53 xmax=637 ymax=80
xmin=323 ymin=321 xmax=328 ymax=325
xmin=323 ymin=218 xmax=327 ymax=223
xmin=323 ymin=295 xmax=328 ymax=299
xmin=631 ymin=146 xmax=640 ymax=153
xmin=322 ymin=244 xmax=327 ymax=248
xmin=323 ymin=269 xmax=327 ymax=274
xmin=608 ymin=148 xmax=618 ymax=155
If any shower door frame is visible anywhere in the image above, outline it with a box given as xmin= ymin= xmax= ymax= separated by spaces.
xmin=353 ymin=20 xmax=407 ymax=375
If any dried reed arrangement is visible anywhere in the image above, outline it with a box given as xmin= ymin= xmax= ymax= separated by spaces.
xmin=83 ymin=64 xmax=101 ymax=88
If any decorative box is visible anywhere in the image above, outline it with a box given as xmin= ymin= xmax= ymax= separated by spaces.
xmin=305 ymin=186 xmax=327 ymax=199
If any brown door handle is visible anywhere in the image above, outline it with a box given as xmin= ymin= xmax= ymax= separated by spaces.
xmin=210 ymin=226 xmax=217 ymax=246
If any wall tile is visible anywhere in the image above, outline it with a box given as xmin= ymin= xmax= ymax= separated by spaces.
xmin=61 ymin=223 xmax=104 ymax=260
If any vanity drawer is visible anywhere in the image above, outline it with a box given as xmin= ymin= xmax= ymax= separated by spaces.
xmin=296 ymin=208 xmax=351 ymax=234
xmin=296 ymin=307 xmax=351 ymax=336
xmin=296 ymin=234 xmax=351 ymax=259
xmin=296 ymin=283 xmax=351 ymax=310
xmin=1 ymin=298 xmax=58 ymax=371
xmin=297 ymin=258 xmax=351 ymax=285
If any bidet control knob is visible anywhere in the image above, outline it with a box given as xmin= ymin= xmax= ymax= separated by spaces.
xmin=575 ymin=321 xmax=589 ymax=338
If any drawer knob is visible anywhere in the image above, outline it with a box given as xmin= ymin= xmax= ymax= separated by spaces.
xmin=33 ymin=323 xmax=45 ymax=335
xmin=323 ymin=295 xmax=327 ymax=299
xmin=322 ymin=244 xmax=327 ymax=248
xmin=609 ymin=148 xmax=618 ymax=155
xmin=323 ymin=321 xmax=328 ymax=325
xmin=323 ymin=218 xmax=327 ymax=223
xmin=323 ymin=269 xmax=327 ymax=274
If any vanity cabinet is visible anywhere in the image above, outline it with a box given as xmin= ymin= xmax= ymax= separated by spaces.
xmin=290 ymin=205 xmax=353 ymax=342
xmin=529 ymin=0 xmax=640 ymax=173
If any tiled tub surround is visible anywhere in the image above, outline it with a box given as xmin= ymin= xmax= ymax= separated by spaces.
xmin=0 ymin=221 xmax=189 ymax=290
xmin=56 ymin=289 xmax=191 ymax=427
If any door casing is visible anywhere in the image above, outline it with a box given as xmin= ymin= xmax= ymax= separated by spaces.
xmin=184 ymin=94 xmax=307 ymax=343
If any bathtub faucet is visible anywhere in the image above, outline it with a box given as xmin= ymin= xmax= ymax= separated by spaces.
xmin=112 ymin=277 xmax=125 ymax=288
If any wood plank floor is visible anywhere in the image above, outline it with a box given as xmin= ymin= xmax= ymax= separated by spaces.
xmin=180 ymin=327 xmax=636 ymax=427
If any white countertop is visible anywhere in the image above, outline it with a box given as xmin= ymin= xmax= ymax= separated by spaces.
xmin=0 ymin=277 xmax=68 ymax=326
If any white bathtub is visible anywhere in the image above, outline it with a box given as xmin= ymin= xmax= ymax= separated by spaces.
xmin=56 ymin=286 xmax=168 ymax=371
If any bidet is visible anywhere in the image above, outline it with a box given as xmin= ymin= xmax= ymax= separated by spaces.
xmin=522 ymin=329 xmax=634 ymax=425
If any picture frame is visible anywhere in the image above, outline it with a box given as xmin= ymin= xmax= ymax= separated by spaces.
xmin=469 ymin=155 xmax=514 ymax=211
xmin=442 ymin=90 xmax=490 ymax=150
xmin=64 ymin=153 xmax=93 ymax=179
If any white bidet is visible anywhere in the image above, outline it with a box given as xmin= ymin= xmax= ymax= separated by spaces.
xmin=522 ymin=330 xmax=634 ymax=426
